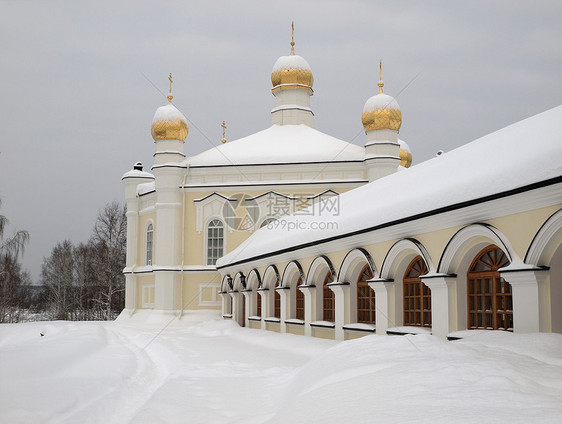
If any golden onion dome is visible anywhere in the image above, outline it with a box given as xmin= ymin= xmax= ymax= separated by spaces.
xmin=271 ymin=22 xmax=313 ymax=93
xmin=271 ymin=54 xmax=314 ymax=92
xmin=150 ymin=93 xmax=189 ymax=142
xmin=361 ymin=79 xmax=402 ymax=132
xmin=398 ymin=139 xmax=413 ymax=168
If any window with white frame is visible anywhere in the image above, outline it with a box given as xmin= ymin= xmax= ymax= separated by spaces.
xmin=146 ymin=223 xmax=153 ymax=266
xmin=206 ymin=219 xmax=224 ymax=265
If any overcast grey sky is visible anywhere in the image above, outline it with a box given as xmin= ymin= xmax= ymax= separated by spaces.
xmin=1 ymin=0 xmax=560 ymax=282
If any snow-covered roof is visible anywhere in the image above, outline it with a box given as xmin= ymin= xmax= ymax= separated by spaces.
xmin=186 ymin=124 xmax=365 ymax=166
xmin=217 ymin=105 xmax=562 ymax=268
xmin=121 ymin=169 xmax=154 ymax=180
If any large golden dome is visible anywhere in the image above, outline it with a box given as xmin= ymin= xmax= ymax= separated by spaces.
xmin=361 ymin=80 xmax=402 ymax=132
xmin=271 ymin=55 xmax=313 ymax=91
xmin=150 ymin=94 xmax=188 ymax=142
xmin=271 ymin=23 xmax=313 ymax=93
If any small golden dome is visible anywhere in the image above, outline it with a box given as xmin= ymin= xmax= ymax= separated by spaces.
xmin=151 ymin=74 xmax=189 ymax=142
xmin=151 ymin=113 xmax=188 ymax=141
xmin=361 ymin=81 xmax=402 ymax=132
xmin=271 ymin=62 xmax=314 ymax=91
xmin=399 ymin=139 xmax=413 ymax=168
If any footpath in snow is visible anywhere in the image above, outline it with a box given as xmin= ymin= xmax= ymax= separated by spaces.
xmin=1 ymin=311 xmax=562 ymax=423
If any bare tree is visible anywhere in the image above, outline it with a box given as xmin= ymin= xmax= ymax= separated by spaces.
xmin=89 ymin=201 xmax=127 ymax=319
xmin=0 ymin=199 xmax=30 ymax=259
xmin=0 ymin=199 xmax=31 ymax=323
xmin=41 ymin=240 xmax=75 ymax=320
xmin=0 ymin=255 xmax=31 ymax=322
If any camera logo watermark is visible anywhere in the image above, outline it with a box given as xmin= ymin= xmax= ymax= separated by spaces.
xmin=222 ymin=192 xmax=340 ymax=232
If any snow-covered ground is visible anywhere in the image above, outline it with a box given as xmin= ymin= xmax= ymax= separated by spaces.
xmin=1 ymin=312 xmax=562 ymax=424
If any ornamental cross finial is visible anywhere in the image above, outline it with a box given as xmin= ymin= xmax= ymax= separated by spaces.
xmin=167 ymin=73 xmax=174 ymax=102
xmin=290 ymin=21 xmax=295 ymax=55
xmin=221 ymin=121 xmax=227 ymax=144
xmin=378 ymin=59 xmax=384 ymax=94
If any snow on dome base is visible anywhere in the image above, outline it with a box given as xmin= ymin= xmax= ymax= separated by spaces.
xmin=151 ymin=102 xmax=189 ymax=141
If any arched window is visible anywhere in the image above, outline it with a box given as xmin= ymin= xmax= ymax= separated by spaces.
xmin=357 ymin=264 xmax=375 ymax=324
xmin=274 ymin=279 xmax=281 ymax=319
xmin=295 ymin=277 xmax=304 ymax=320
xmin=323 ymin=272 xmax=335 ymax=322
xmin=468 ymin=245 xmax=512 ymax=331
xmin=403 ymin=256 xmax=431 ymax=327
xmin=146 ymin=223 xmax=153 ymax=265
xmin=206 ymin=219 xmax=224 ymax=265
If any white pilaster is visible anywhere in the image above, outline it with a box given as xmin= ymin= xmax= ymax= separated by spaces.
xmin=230 ymin=291 xmax=243 ymax=326
xmin=277 ymin=287 xmax=290 ymax=333
xmin=241 ymin=290 xmax=252 ymax=327
xmin=501 ymin=269 xmax=549 ymax=333
xmin=257 ymin=288 xmax=269 ymax=330
xmin=368 ymin=279 xmax=395 ymax=335
xmin=328 ymin=282 xmax=350 ymax=341
xmin=299 ymin=285 xmax=317 ymax=337
xmin=421 ymin=275 xmax=458 ymax=340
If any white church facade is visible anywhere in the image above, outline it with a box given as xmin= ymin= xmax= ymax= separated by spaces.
xmin=121 ymin=33 xmax=562 ymax=341
xmin=121 ymin=35 xmax=412 ymax=323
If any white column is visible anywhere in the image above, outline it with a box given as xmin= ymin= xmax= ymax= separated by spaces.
xmin=241 ymin=290 xmax=252 ymax=327
xmin=421 ymin=275 xmax=458 ymax=340
xmin=257 ymin=288 xmax=268 ymax=330
xmin=153 ymin=166 xmax=183 ymax=312
xmin=501 ymin=269 xmax=549 ymax=333
xmin=277 ymin=287 xmax=290 ymax=333
xmin=329 ymin=282 xmax=350 ymax=341
xmin=299 ymin=285 xmax=317 ymax=337
xmin=368 ymin=279 xmax=395 ymax=335
xmin=219 ymin=291 xmax=231 ymax=318
xmin=230 ymin=291 xmax=243 ymax=326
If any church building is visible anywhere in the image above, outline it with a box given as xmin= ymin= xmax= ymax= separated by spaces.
xmin=121 ymin=33 xmax=412 ymax=322
xmin=121 ymin=32 xmax=562 ymax=341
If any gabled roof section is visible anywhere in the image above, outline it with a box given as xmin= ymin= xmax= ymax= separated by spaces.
xmin=186 ymin=124 xmax=365 ymax=166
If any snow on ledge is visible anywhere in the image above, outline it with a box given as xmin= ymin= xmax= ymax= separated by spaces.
xmin=310 ymin=321 xmax=336 ymax=328
xmin=285 ymin=319 xmax=305 ymax=325
xmin=343 ymin=323 xmax=376 ymax=332
xmin=387 ymin=326 xmax=432 ymax=335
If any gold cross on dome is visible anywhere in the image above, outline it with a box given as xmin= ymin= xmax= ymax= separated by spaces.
xmin=378 ymin=60 xmax=384 ymax=94
xmin=290 ymin=21 xmax=295 ymax=55
xmin=168 ymin=73 xmax=173 ymax=93
xmin=221 ymin=121 xmax=227 ymax=143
